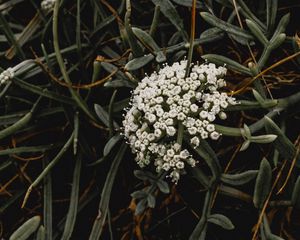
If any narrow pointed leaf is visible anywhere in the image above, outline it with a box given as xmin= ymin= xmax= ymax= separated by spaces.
xmin=207 ymin=214 xmax=234 ymax=230
xmin=132 ymin=27 xmax=166 ymax=62
xmin=221 ymin=170 xmax=258 ymax=186
xmin=151 ymin=0 xmax=186 ymax=39
xmin=156 ymin=179 xmax=170 ymax=194
xmin=253 ymin=158 xmax=272 ymax=209
xmin=89 ymin=143 xmax=127 ymax=239
xmin=9 ymin=216 xmax=41 ymax=240
xmin=201 ymin=54 xmax=251 ymax=75
xmin=125 ymin=54 xmax=155 ymax=71
xmin=200 ymin=12 xmax=254 ymax=41
xmin=103 ymin=134 xmax=122 ymax=156
xmin=246 ymin=19 xmax=268 ymax=45
xmin=264 ymin=116 xmax=299 ymax=166
xmin=147 ymin=194 xmax=156 ymax=208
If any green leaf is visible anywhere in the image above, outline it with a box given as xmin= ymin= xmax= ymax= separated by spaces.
xmin=131 ymin=190 xmax=148 ymax=199
xmin=125 ymin=54 xmax=155 ymax=71
xmin=268 ymin=234 xmax=285 ymax=240
xmin=151 ymin=0 xmax=186 ymax=40
xmin=156 ymin=179 xmax=170 ymax=194
xmin=243 ymin=124 xmax=251 ymax=139
xmin=191 ymin=167 xmax=210 ymax=188
xmin=124 ymin=0 xmax=143 ymax=57
xmin=269 ymin=33 xmax=286 ymax=50
xmin=135 ymin=199 xmax=147 ymax=215
xmin=103 ymin=134 xmax=122 ymax=156
xmin=234 ymin=0 xmax=266 ymax=31
xmin=43 ymin=157 xmax=52 ymax=240
xmin=246 ymin=19 xmax=268 ymax=45
xmin=249 ymin=134 xmax=277 ymax=144
xmin=240 ymin=139 xmax=250 ymax=151
xmin=134 ymin=170 xmax=156 ymax=181
xmin=171 ymin=0 xmax=204 ymax=8
xmin=207 ymin=214 xmax=234 ymax=230
xmin=36 ymin=225 xmax=45 ymax=240
xmin=94 ymin=104 xmax=119 ymax=128
xmin=253 ymin=158 xmax=272 ymax=209
xmin=0 ymin=144 xmax=54 ymax=156
xmin=61 ymin=154 xmax=81 ymax=240
xmin=271 ymin=13 xmax=290 ymax=41
xmin=132 ymin=27 xmax=166 ymax=63
xmin=9 ymin=216 xmax=41 ymax=240
xmin=200 ymin=12 xmax=254 ymax=42
xmin=221 ymin=170 xmax=258 ymax=186
xmin=147 ymin=194 xmax=156 ymax=208
xmin=101 ymin=62 xmax=128 ymax=80
xmin=252 ymin=89 xmax=266 ymax=104
xmin=104 ymin=79 xmax=136 ymax=88
xmin=264 ymin=116 xmax=299 ymax=166
xmin=266 ymin=0 xmax=278 ymax=34
xmin=191 ymin=139 xmax=221 ymax=180
xmin=201 ymin=54 xmax=251 ymax=75
xmin=89 ymin=143 xmax=127 ymax=239
xmin=200 ymin=27 xmax=225 ymax=41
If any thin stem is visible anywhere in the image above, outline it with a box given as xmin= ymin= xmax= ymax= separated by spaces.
xmin=177 ymin=122 xmax=184 ymax=146
xmin=149 ymin=5 xmax=160 ymax=37
xmin=184 ymin=0 xmax=196 ymax=78
xmin=53 ymin=0 xmax=96 ymax=122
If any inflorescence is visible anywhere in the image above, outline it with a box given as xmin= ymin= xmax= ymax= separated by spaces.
xmin=0 ymin=68 xmax=14 ymax=86
xmin=123 ymin=60 xmax=238 ymax=183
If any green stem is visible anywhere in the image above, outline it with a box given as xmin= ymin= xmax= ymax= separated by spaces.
xmin=108 ymin=90 xmax=117 ymax=138
xmin=52 ymin=0 xmax=96 ymax=122
xmin=22 ymin=132 xmax=75 ymax=208
xmin=189 ymin=190 xmax=212 ymax=239
xmin=215 ymin=124 xmax=243 ymax=137
xmin=149 ymin=5 xmax=160 ymax=37
xmin=217 ymin=90 xmax=300 ymax=137
xmin=177 ymin=122 xmax=184 ymax=146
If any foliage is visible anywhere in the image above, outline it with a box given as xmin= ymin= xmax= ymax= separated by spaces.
xmin=0 ymin=0 xmax=300 ymax=239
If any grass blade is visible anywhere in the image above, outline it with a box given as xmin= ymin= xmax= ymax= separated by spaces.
xmin=61 ymin=153 xmax=82 ymax=240
xmin=89 ymin=142 xmax=127 ymax=239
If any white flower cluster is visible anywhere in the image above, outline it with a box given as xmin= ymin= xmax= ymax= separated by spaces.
xmin=123 ymin=60 xmax=238 ymax=182
xmin=0 ymin=68 xmax=14 ymax=86
xmin=41 ymin=0 xmax=55 ymax=12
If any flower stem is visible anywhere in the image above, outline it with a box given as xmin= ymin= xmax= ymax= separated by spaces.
xmin=177 ymin=122 xmax=184 ymax=146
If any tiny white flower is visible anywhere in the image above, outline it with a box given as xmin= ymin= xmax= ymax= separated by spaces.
xmin=154 ymin=129 xmax=162 ymax=138
xmin=201 ymin=131 xmax=208 ymax=139
xmin=177 ymin=112 xmax=186 ymax=121
xmin=190 ymin=104 xmax=199 ymax=113
xmin=166 ymin=126 xmax=176 ymax=136
xmin=206 ymin=124 xmax=215 ymax=132
xmin=167 ymin=149 xmax=175 ymax=157
xmin=220 ymin=100 xmax=228 ymax=108
xmin=200 ymin=110 xmax=208 ymax=119
xmin=180 ymin=149 xmax=190 ymax=159
xmin=188 ymin=127 xmax=197 ymax=135
xmin=173 ymin=143 xmax=181 ymax=152
xmin=123 ymin=60 xmax=237 ymax=183
xmin=165 ymin=118 xmax=174 ymax=126
xmin=207 ymin=113 xmax=216 ymax=122
xmin=182 ymin=84 xmax=190 ymax=91
xmin=190 ymin=72 xmax=198 ymax=80
xmin=176 ymin=161 xmax=185 ymax=169
xmin=191 ymin=136 xmax=200 ymax=147
xmin=210 ymin=131 xmax=220 ymax=140
xmin=162 ymin=163 xmax=171 ymax=171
